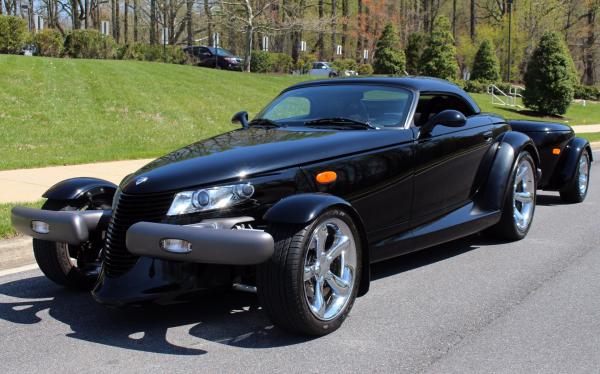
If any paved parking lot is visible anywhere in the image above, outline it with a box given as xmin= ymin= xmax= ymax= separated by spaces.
xmin=0 ymin=154 xmax=598 ymax=373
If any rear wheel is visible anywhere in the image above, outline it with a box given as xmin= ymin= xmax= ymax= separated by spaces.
xmin=486 ymin=151 xmax=537 ymax=241
xmin=33 ymin=197 xmax=110 ymax=290
xmin=560 ymin=149 xmax=591 ymax=203
xmin=257 ymin=209 xmax=361 ymax=335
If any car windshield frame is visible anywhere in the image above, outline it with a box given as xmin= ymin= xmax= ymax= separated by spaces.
xmin=256 ymin=84 xmax=416 ymax=129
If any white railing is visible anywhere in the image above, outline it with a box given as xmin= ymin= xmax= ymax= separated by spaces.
xmin=487 ymin=84 xmax=524 ymax=108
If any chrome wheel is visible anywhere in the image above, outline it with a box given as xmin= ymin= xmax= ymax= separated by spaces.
xmin=303 ymin=218 xmax=357 ymax=321
xmin=513 ymin=158 xmax=535 ymax=232
xmin=578 ymin=153 xmax=590 ymax=196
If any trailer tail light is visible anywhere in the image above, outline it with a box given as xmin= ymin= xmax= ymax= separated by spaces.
xmin=552 ymin=148 xmax=561 ymax=155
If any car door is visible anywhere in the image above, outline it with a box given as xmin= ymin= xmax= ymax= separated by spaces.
xmin=410 ymin=93 xmax=494 ymax=228
xmin=197 ymin=47 xmax=213 ymax=66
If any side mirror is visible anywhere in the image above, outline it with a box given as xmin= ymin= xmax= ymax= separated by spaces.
xmin=420 ymin=109 xmax=466 ymax=136
xmin=231 ymin=111 xmax=249 ymax=129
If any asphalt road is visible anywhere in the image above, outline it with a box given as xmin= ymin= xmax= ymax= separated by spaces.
xmin=1 ymin=153 xmax=598 ymax=374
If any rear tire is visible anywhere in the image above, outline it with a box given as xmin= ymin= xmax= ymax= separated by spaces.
xmin=33 ymin=198 xmax=110 ymax=290
xmin=257 ymin=209 xmax=361 ymax=336
xmin=560 ymin=149 xmax=591 ymax=203
xmin=485 ymin=151 xmax=537 ymax=241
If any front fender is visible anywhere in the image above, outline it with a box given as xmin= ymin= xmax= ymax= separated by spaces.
xmin=263 ymin=193 xmax=371 ymax=297
xmin=549 ymin=137 xmax=592 ymax=189
xmin=476 ymin=131 xmax=540 ymax=211
xmin=43 ymin=177 xmax=118 ymax=203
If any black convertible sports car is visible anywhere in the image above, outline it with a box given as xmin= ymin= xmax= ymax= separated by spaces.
xmin=12 ymin=77 xmax=592 ymax=336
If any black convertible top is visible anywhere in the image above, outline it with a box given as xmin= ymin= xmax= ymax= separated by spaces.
xmin=286 ymin=76 xmax=481 ymax=114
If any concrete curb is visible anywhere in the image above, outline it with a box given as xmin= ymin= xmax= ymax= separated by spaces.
xmin=0 ymin=237 xmax=35 ymax=272
xmin=591 ymin=141 xmax=600 ymax=150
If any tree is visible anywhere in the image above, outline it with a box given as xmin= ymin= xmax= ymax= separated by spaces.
xmin=471 ymin=39 xmax=500 ymax=81
xmin=372 ymin=23 xmax=405 ymax=75
xmin=405 ymin=32 xmax=426 ymax=75
xmin=419 ymin=16 xmax=458 ymax=80
xmin=523 ymin=32 xmax=576 ymax=116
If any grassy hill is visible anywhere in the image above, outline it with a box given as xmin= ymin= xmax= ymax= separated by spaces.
xmin=0 ymin=55 xmax=308 ymax=170
xmin=0 ymin=55 xmax=597 ymax=171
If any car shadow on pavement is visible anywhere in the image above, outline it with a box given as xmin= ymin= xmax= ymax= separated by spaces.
xmin=0 ymin=275 xmax=312 ymax=355
xmin=536 ymin=192 xmax=565 ymax=206
xmin=0 ymin=234 xmax=495 ymax=354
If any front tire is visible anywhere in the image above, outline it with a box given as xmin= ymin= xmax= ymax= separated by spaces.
xmin=33 ymin=198 xmax=110 ymax=290
xmin=486 ymin=151 xmax=537 ymax=241
xmin=257 ymin=209 xmax=361 ymax=336
xmin=560 ymin=149 xmax=591 ymax=203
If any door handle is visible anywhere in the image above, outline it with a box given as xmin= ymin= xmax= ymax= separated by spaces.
xmin=483 ymin=130 xmax=493 ymax=141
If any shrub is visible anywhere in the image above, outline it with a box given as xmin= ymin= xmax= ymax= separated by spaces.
xmin=373 ymin=23 xmax=406 ymax=75
xmin=32 ymin=29 xmax=64 ymax=57
xmin=405 ymin=32 xmax=426 ymax=75
xmin=419 ymin=16 xmax=459 ymax=80
xmin=523 ymin=32 xmax=576 ymax=115
xmin=167 ymin=46 xmax=187 ymax=64
xmin=471 ymin=39 xmax=500 ymax=82
xmin=64 ymin=30 xmax=116 ymax=59
xmin=332 ymin=58 xmax=358 ymax=72
xmin=296 ymin=53 xmax=317 ymax=73
xmin=272 ymin=53 xmax=293 ymax=73
xmin=0 ymin=15 xmax=28 ymax=54
xmin=463 ymin=80 xmax=489 ymax=93
xmin=250 ymin=50 xmax=274 ymax=73
xmin=358 ymin=63 xmax=374 ymax=76
xmin=574 ymin=85 xmax=600 ymax=101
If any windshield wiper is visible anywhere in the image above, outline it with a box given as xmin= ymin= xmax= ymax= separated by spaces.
xmin=248 ymin=118 xmax=281 ymax=128
xmin=305 ymin=117 xmax=377 ymax=130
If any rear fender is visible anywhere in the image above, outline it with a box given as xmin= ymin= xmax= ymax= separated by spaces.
xmin=476 ymin=131 xmax=540 ymax=211
xmin=43 ymin=177 xmax=118 ymax=204
xmin=263 ymin=193 xmax=371 ymax=296
xmin=550 ymin=137 xmax=592 ymax=189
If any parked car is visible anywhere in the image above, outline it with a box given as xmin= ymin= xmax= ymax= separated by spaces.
xmin=183 ymin=46 xmax=243 ymax=70
xmin=12 ymin=77 xmax=592 ymax=336
xmin=308 ymin=61 xmax=358 ymax=77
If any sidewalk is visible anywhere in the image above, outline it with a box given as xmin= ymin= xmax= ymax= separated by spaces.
xmin=0 ymin=159 xmax=153 ymax=204
xmin=573 ymin=124 xmax=600 ymax=133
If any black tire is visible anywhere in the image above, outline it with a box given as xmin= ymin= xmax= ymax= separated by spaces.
xmin=33 ymin=198 xmax=109 ymax=290
xmin=560 ymin=149 xmax=591 ymax=203
xmin=257 ymin=209 xmax=362 ymax=336
xmin=485 ymin=151 xmax=537 ymax=241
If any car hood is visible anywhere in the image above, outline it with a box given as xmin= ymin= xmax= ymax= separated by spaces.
xmin=120 ymin=126 xmax=412 ymax=194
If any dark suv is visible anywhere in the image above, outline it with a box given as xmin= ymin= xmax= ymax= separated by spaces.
xmin=183 ymin=46 xmax=243 ymax=70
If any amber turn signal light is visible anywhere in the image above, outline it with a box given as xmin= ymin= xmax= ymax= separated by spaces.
xmin=552 ymin=148 xmax=561 ymax=155
xmin=316 ymin=171 xmax=337 ymax=184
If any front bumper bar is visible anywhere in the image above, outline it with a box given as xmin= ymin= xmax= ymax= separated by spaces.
xmin=11 ymin=206 xmax=111 ymax=245
xmin=126 ymin=222 xmax=275 ymax=265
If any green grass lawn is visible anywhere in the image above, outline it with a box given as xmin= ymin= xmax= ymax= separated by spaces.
xmin=1 ymin=55 xmax=599 ymax=171
xmin=471 ymin=93 xmax=600 ymax=126
xmin=581 ymin=132 xmax=600 ymax=143
xmin=0 ymin=55 xmax=309 ymax=170
xmin=0 ymin=200 xmax=44 ymax=239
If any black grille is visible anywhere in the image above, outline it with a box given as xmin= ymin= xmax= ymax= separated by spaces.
xmin=103 ymin=191 xmax=174 ymax=277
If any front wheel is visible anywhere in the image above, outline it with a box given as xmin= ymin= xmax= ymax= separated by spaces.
xmin=257 ymin=209 xmax=361 ymax=336
xmin=485 ymin=151 xmax=537 ymax=241
xmin=33 ymin=197 xmax=110 ymax=290
xmin=560 ymin=149 xmax=591 ymax=203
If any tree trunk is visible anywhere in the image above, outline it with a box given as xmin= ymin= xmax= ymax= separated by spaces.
xmin=583 ymin=4 xmax=598 ymax=85
xmin=470 ymin=0 xmax=476 ymax=41
xmin=204 ymin=0 xmax=213 ymax=46
xmin=452 ymin=0 xmax=456 ymax=38
xmin=150 ymin=0 xmax=157 ymax=44
xmin=73 ymin=0 xmax=81 ymax=29
xmin=115 ymin=0 xmax=120 ymax=42
xmin=133 ymin=0 xmax=139 ymax=42
xmin=186 ymin=0 xmax=193 ymax=45
xmin=331 ymin=0 xmax=337 ymax=58
xmin=244 ymin=24 xmax=253 ymax=72
xmin=341 ymin=0 xmax=348 ymax=57
xmin=124 ymin=0 xmax=129 ymax=42
xmin=423 ymin=0 xmax=429 ymax=33
xmin=356 ymin=0 xmax=363 ymax=59
xmin=317 ymin=0 xmax=325 ymax=58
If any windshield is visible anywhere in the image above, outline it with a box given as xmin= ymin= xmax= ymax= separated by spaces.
xmin=256 ymin=85 xmax=414 ymax=128
xmin=208 ymin=47 xmax=234 ymax=57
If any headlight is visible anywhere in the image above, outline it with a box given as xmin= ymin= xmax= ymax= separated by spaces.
xmin=167 ymin=183 xmax=255 ymax=216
